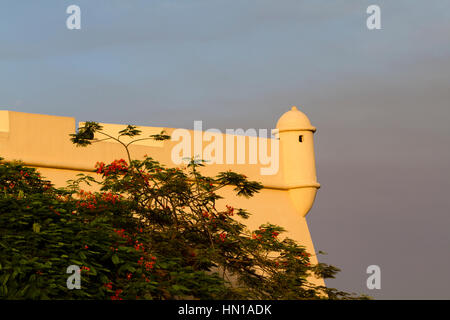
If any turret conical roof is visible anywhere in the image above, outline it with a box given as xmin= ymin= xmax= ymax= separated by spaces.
xmin=276 ymin=106 xmax=316 ymax=132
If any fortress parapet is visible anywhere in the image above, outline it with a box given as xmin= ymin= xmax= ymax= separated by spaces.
xmin=0 ymin=107 xmax=323 ymax=285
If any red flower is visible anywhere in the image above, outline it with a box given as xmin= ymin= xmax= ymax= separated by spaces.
xmin=95 ymin=161 xmax=105 ymax=174
xmin=219 ymin=232 xmax=227 ymax=242
xmin=100 ymin=159 xmax=128 ymax=176
xmin=81 ymin=266 xmax=90 ymax=273
xmin=104 ymin=282 xmax=113 ymax=290
xmin=111 ymin=289 xmax=123 ymax=300
xmin=144 ymin=261 xmax=155 ymax=270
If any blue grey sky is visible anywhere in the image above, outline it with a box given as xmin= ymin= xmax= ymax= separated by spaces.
xmin=1 ymin=1 xmax=450 ymax=299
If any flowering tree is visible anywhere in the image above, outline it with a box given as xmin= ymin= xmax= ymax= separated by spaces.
xmin=0 ymin=158 xmax=158 ymax=299
xmin=0 ymin=123 xmax=365 ymax=299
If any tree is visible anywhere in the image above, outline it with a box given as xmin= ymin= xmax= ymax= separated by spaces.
xmin=0 ymin=123 xmax=366 ymax=299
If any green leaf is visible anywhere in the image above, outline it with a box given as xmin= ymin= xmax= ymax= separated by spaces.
xmin=111 ymin=254 xmax=120 ymax=265
xmin=171 ymin=284 xmax=189 ymax=292
xmin=1 ymin=274 xmax=10 ymax=286
xmin=32 ymin=223 xmax=41 ymax=233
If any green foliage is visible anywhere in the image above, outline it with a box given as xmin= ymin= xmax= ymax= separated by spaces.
xmin=0 ymin=161 xmax=161 ymax=299
xmin=118 ymin=125 xmax=141 ymax=138
xmin=0 ymin=125 xmax=366 ymax=300
xmin=69 ymin=122 xmax=103 ymax=146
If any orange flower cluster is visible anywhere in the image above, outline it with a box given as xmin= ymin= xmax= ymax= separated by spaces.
xmin=202 ymin=212 xmax=217 ymax=228
xmin=219 ymin=232 xmax=227 ymax=242
xmin=293 ymin=252 xmax=312 ymax=267
xmin=104 ymin=280 xmax=124 ymax=300
xmin=19 ymin=170 xmax=30 ymax=178
xmin=134 ymin=241 xmax=145 ymax=252
xmin=112 ymin=228 xmax=157 ymax=276
xmin=77 ymin=190 xmax=97 ymax=210
xmin=113 ymin=228 xmax=129 ymax=239
xmin=138 ymin=255 xmax=156 ymax=271
xmin=80 ymin=266 xmax=90 ymax=273
xmin=252 ymin=233 xmax=262 ymax=240
xmin=95 ymin=159 xmax=128 ymax=176
xmin=225 ymin=205 xmax=234 ymax=216
xmin=101 ymin=192 xmax=121 ymax=204
xmin=76 ymin=190 xmax=122 ymax=210
xmin=251 ymin=227 xmax=279 ymax=241
xmin=299 ymin=252 xmax=311 ymax=258
xmin=111 ymin=289 xmax=123 ymax=300
xmin=104 ymin=281 xmax=113 ymax=290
